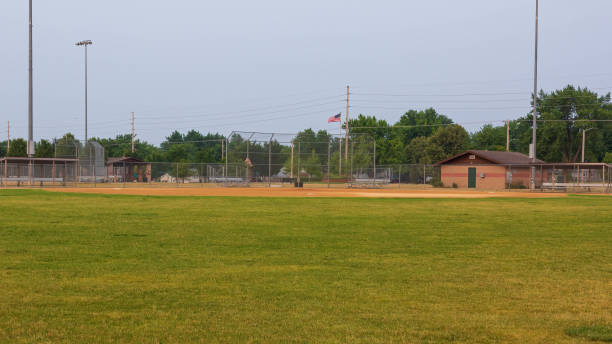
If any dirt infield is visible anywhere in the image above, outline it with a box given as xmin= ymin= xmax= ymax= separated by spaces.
xmin=39 ymin=186 xmax=577 ymax=198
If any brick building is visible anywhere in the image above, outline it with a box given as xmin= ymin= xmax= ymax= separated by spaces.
xmin=435 ymin=150 xmax=544 ymax=189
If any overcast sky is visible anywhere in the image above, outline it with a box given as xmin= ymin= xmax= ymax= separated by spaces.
xmin=0 ymin=0 xmax=610 ymax=144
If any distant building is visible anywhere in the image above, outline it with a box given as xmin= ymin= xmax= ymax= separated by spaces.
xmin=435 ymin=150 xmax=545 ymax=189
xmin=106 ymin=157 xmax=151 ymax=183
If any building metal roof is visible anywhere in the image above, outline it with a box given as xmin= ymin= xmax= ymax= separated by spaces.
xmin=435 ymin=150 xmax=546 ymax=166
xmin=0 ymin=157 xmax=78 ymax=163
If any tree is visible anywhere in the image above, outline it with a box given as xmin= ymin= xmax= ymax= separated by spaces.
xmin=603 ymin=152 xmax=612 ymax=164
xmin=34 ymin=139 xmax=54 ymax=158
xmin=349 ymin=115 xmax=401 ymax=164
xmin=0 ymin=141 xmax=7 ymax=158
xmin=396 ymin=108 xmax=453 ymax=142
xmin=55 ymin=133 xmax=80 ymax=159
xmin=428 ymin=124 xmax=469 ymax=162
xmin=7 ymin=138 xmax=27 ymax=157
xmin=471 ymin=124 xmax=506 ymax=151
xmin=406 ymin=137 xmax=434 ymax=164
xmin=515 ymin=86 xmax=612 ymax=162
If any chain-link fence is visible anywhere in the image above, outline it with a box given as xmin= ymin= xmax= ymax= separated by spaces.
xmin=3 ymin=159 xmax=610 ymax=193
xmin=225 ymin=131 xmax=381 ymax=187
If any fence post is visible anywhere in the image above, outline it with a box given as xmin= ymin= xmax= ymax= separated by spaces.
xmin=28 ymin=160 xmax=32 ymax=186
xmin=350 ymin=140 xmax=354 ymax=186
xmin=224 ymin=138 xmax=228 ymax=180
xmin=297 ymin=141 xmax=301 ymax=186
xmin=373 ymin=139 xmax=376 ymax=188
xmin=268 ymin=138 xmax=272 ymax=188
xmin=91 ymin=145 xmax=96 ymax=188
xmin=398 ymin=165 xmax=401 ymax=189
xmin=123 ymin=162 xmax=126 ymax=188
xmin=423 ymin=164 xmax=426 ymax=185
xmin=601 ymin=164 xmax=606 ymax=192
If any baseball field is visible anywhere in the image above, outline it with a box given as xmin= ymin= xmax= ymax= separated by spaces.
xmin=0 ymin=189 xmax=610 ymax=343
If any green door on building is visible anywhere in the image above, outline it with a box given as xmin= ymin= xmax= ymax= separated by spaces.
xmin=468 ymin=167 xmax=476 ymax=188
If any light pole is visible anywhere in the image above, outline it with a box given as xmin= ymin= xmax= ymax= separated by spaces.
xmin=581 ymin=128 xmax=595 ymax=163
xmin=75 ymin=40 xmax=93 ymax=143
xmin=531 ymin=0 xmax=539 ymax=189
xmin=27 ymin=0 xmax=34 ymax=157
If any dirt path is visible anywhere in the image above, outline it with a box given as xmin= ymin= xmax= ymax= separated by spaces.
xmin=40 ymin=187 xmax=574 ymax=198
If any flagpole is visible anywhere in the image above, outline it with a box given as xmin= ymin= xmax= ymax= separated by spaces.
xmin=339 ymin=119 xmax=342 ymax=175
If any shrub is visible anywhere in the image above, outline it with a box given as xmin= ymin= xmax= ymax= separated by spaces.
xmin=430 ymin=180 xmax=444 ymax=188
xmin=452 ymin=183 xmax=458 ymax=188
xmin=509 ymin=181 xmax=527 ymax=189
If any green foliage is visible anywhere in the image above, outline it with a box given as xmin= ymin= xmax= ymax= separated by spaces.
xmin=397 ymin=108 xmax=453 ymax=141
xmin=54 ymin=133 xmax=80 ymax=159
xmin=471 ymin=124 xmax=506 ymax=151
xmin=0 ymin=141 xmax=7 ymax=158
xmin=7 ymin=138 xmax=27 ymax=157
xmin=169 ymin=160 xmax=192 ymax=181
xmin=513 ymin=86 xmax=612 ymax=162
xmin=429 ymin=124 xmax=470 ymax=161
xmin=34 ymin=139 xmax=54 ymax=158
xmin=603 ymin=152 xmax=612 ymax=164
xmin=430 ymin=179 xmax=444 ymax=188
xmin=5 ymin=85 xmax=609 ymax=165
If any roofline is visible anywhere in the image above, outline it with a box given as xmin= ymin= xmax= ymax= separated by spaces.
xmin=434 ymin=150 xmax=496 ymax=165
xmin=434 ymin=150 xmax=545 ymax=166
xmin=0 ymin=157 xmax=79 ymax=162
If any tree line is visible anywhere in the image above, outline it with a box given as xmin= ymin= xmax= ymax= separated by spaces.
xmin=1 ymin=86 xmax=611 ymax=165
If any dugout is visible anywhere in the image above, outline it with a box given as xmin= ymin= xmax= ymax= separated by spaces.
xmin=0 ymin=157 xmax=79 ymax=185
xmin=107 ymin=157 xmax=152 ymax=183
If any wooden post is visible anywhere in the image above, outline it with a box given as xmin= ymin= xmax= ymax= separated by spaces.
xmin=506 ymin=120 xmax=510 ymax=152
xmin=290 ymin=140 xmax=294 ymax=179
xmin=345 ymin=85 xmax=349 ymax=163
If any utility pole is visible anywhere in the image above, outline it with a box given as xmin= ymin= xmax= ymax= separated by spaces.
xmin=531 ymin=0 xmax=539 ymax=189
xmin=506 ymin=120 xmax=510 ymax=152
xmin=27 ymin=0 xmax=34 ymax=157
xmin=7 ymin=121 xmax=10 ymax=154
xmin=131 ymin=112 xmax=135 ymax=153
xmin=582 ymin=129 xmax=586 ymax=163
xmin=290 ymin=140 xmax=294 ymax=179
xmin=345 ymin=85 xmax=349 ymax=162
xmin=582 ymin=128 xmax=594 ymax=163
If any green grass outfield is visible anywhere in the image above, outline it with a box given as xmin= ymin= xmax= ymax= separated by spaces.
xmin=0 ymin=190 xmax=610 ymax=343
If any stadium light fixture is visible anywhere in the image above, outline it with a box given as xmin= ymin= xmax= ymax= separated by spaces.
xmin=75 ymin=40 xmax=93 ymax=142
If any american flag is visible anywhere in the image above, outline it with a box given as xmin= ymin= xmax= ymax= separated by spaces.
xmin=328 ymin=113 xmax=342 ymax=123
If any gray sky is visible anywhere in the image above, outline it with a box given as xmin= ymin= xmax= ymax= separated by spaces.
xmin=1 ymin=0 xmax=611 ymax=144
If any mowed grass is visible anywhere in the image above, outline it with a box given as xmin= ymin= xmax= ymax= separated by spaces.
xmin=0 ymin=190 xmax=610 ymax=343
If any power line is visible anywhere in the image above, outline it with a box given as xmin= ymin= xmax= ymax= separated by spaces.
xmin=351 ymin=86 xmax=612 ymax=98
